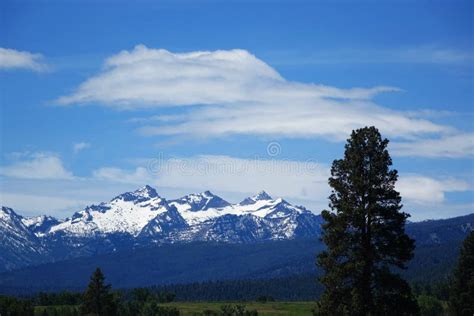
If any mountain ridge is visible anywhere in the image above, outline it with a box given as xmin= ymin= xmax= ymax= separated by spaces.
xmin=1 ymin=186 xmax=472 ymax=275
xmin=0 ymin=185 xmax=324 ymax=272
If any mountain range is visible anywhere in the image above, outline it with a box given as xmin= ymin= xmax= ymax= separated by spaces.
xmin=0 ymin=185 xmax=323 ymax=272
xmin=1 ymin=213 xmax=473 ymax=294
xmin=1 ymin=185 xmax=473 ymax=295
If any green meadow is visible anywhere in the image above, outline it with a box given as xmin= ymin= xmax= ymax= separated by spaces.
xmin=161 ymin=301 xmax=315 ymax=315
xmin=34 ymin=301 xmax=316 ymax=316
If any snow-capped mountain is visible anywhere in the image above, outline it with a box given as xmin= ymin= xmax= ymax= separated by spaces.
xmin=1 ymin=187 xmax=473 ymax=274
xmin=239 ymin=190 xmax=273 ymax=205
xmin=170 ymin=190 xmax=231 ymax=212
xmin=48 ymin=185 xmax=172 ymax=237
xmin=0 ymin=207 xmax=49 ymax=271
xmin=0 ymin=185 xmax=323 ymax=272
xmin=22 ymin=215 xmax=60 ymax=237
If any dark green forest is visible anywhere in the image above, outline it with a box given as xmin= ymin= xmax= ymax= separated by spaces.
xmin=0 ymin=260 xmax=470 ymax=316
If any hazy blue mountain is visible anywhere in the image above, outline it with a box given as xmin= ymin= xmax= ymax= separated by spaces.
xmin=405 ymin=213 xmax=474 ymax=245
xmin=0 ymin=239 xmax=325 ymax=293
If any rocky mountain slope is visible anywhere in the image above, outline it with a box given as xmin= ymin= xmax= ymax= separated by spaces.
xmin=0 ymin=207 xmax=49 ymax=271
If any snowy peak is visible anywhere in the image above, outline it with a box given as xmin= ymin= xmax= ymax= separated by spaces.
xmin=0 ymin=207 xmax=47 ymax=270
xmin=112 ymin=185 xmax=159 ymax=203
xmin=168 ymin=191 xmax=308 ymax=225
xmin=254 ymin=190 xmax=272 ymax=201
xmin=1 ymin=187 xmax=320 ymax=247
xmin=48 ymin=186 xmax=170 ymax=237
xmin=263 ymin=199 xmax=303 ymax=219
xmin=170 ymin=191 xmax=230 ymax=212
xmin=22 ymin=215 xmax=59 ymax=236
xmin=1 ymin=207 xmax=23 ymax=232
xmin=1 ymin=207 xmax=30 ymax=233
xmin=240 ymin=190 xmax=273 ymax=205
xmin=136 ymin=185 xmax=160 ymax=198
xmin=1 ymin=206 xmax=17 ymax=220
xmin=0 ymin=188 xmax=325 ymax=271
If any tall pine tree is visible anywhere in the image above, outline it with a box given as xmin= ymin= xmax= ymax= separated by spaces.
xmin=317 ymin=126 xmax=419 ymax=315
xmin=449 ymin=231 xmax=474 ymax=316
xmin=80 ymin=268 xmax=116 ymax=316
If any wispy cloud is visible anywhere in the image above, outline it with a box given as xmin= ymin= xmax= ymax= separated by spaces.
xmin=73 ymin=142 xmax=91 ymax=154
xmin=0 ymin=47 xmax=49 ymax=72
xmin=0 ymin=152 xmax=74 ymax=180
xmin=397 ymin=175 xmax=471 ymax=204
xmin=93 ymin=166 xmax=151 ymax=185
xmin=409 ymin=47 xmax=473 ymax=64
xmin=56 ymin=45 xmax=459 ymax=148
xmin=93 ymin=155 xmax=331 ymax=202
xmin=93 ymin=155 xmax=472 ymax=209
xmin=267 ymin=46 xmax=474 ymax=66
xmin=391 ymin=133 xmax=474 ymax=158
xmin=1 ymin=152 xmax=471 ymax=220
xmin=137 ymin=101 xmax=450 ymax=142
xmin=0 ymin=179 xmax=138 ymax=217
xmin=0 ymin=191 xmax=90 ymax=217
xmin=57 ymin=45 xmax=399 ymax=108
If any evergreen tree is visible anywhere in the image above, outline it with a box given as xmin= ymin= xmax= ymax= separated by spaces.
xmin=449 ymin=231 xmax=474 ymax=316
xmin=317 ymin=126 xmax=419 ymax=315
xmin=80 ymin=267 xmax=117 ymax=316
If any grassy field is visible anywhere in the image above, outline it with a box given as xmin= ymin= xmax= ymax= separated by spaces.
xmin=161 ymin=301 xmax=315 ymax=315
xmin=34 ymin=301 xmax=316 ymax=315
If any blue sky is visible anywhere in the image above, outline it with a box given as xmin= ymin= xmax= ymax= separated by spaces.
xmin=0 ymin=0 xmax=473 ymax=220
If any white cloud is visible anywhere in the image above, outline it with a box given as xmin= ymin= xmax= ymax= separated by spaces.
xmin=0 ymin=191 xmax=89 ymax=217
xmin=57 ymin=45 xmax=399 ymax=108
xmin=93 ymin=166 xmax=151 ymax=184
xmin=55 ymin=45 xmax=455 ymax=145
xmin=0 ymin=179 xmax=140 ymax=218
xmin=268 ymin=46 xmax=474 ymax=66
xmin=93 ymin=155 xmax=331 ymax=203
xmin=0 ymin=153 xmax=74 ymax=180
xmin=93 ymin=155 xmax=472 ymax=209
xmin=73 ymin=142 xmax=91 ymax=154
xmin=402 ymin=202 xmax=474 ymax=221
xmin=397 ymin=175 xmax=471 ymax=204
xmin=138 ymin=101 xmax=450 ymax=142
xmin=391 ymin=133 xmax=474 ymax=158
xmin=0 ymin=47 xmax=48 ymax=72
xmin=0 ymin=154 xmax=471 ymax=219
xmin=396 ymin=47 xmax=473 ymax=64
